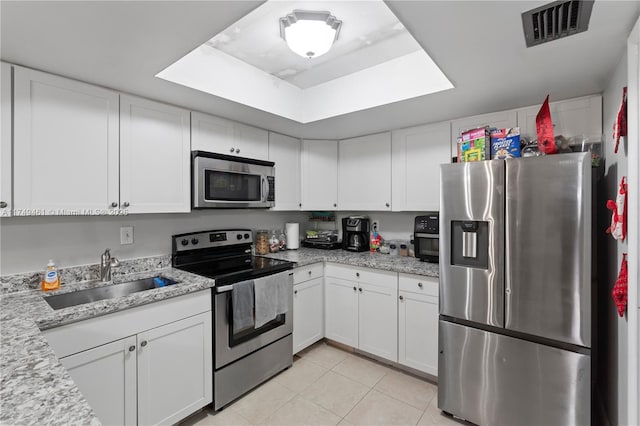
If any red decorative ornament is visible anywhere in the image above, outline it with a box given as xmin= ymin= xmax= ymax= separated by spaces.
xmin=536 ymin=95 xmax=556 ymax=154
xmin=611 ymin=254 xmax=628 ymax=317
xmin=613 ymin=87 xmax=627 ymax=154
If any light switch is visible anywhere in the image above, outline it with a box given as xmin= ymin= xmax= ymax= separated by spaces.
xmin=120 ymin=226 xmax=134 ymax=245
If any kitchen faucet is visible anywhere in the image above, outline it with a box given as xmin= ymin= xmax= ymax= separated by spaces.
xmin=100 ymin=248 xmax=120 ymax=282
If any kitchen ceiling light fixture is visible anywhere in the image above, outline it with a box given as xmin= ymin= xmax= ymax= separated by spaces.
xmin=279 ymin=10 xmax=342 ymax=59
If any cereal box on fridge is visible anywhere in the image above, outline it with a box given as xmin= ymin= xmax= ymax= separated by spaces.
xmin=460 ymin=126 xmax=490 ymax=162
xmin=490 ymin=127 xmax=521 ymax=159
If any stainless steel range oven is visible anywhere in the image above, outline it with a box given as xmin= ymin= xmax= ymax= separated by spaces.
xmin=172 ymin=229 xmax=294 ymax=410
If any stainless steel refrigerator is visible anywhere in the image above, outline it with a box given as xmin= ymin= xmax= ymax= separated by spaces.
xmin=438 ymin=152 xmax=592 ymax=426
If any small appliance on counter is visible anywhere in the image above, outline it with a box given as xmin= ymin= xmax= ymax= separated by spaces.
xmin=302 ymin=230 xmax=341 ymax=250
xmin=342 ymin=216 xmax=370 ymax=252
xmin=414 ymin=213 xmax=439 ymax=262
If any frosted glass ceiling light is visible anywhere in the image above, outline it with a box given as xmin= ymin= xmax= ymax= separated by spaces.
xmin=279 ymin=10 xmax=342 ymax=59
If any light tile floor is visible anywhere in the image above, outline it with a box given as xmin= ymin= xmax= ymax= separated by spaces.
xmin=181 ymin=342 xmax=462 ymax=426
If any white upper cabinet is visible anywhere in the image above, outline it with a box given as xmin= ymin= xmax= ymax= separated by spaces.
xmin=515 ymin=95 xmax=602 ymax=140
xmin=120 ymin=95 xmax=190 ymax=213
xmin=300 ymin=139 xmax=338 ymax=211
xmin=450 ymin=110 xmax=518 ymax=160
xmin=13 ymin=66 xmax=120 ymax=212
xmin=338 ymin=132 xmax=391 ymax=211
xmin=191 ymin=111 xmax=268 ymax=161
xmin=268 ymin=132 xmax=301 ymax=210
xmin=391 ymin=121 xmax=450 ymax=211
xmin=1 ymin=62 xmax=12 ymax=216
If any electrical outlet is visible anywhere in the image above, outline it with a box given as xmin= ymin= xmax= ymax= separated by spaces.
xmin=371 ymin=220 xmax=379 ymax=232
xmin=120 ymin=226 xmax=134 ymax=245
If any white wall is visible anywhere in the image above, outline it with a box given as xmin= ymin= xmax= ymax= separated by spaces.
xmin=600 ymin=50 xmax=629 ymax=426
xmin=0 ymin=210 xmax=307 ymax=275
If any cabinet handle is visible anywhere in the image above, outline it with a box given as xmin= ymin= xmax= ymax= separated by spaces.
xmin=140 ymin=341 xmax=147 ymax=347
xmin=299 ymin=203 xmax=302 ymax=207
xmin=111 ymin=202 xmax=118 ymax=208
xmin=333 ymin=203 xmax=337 ymax=208
xmin=308 ymin=271 xmax=312 ymax=276
xmin=0 ymin=201 xmax=6 ymax=208
xmin=385 ymin=203 xmax=390 ymax=207
xmin=230 ymin=147 xmax=235 ymax=153
xmin=294 ymin=290 xmax=298 ymax=295
xmin=418 ymin=282 xmax=423 ymax=288
xmin=236 ymin=148 xmax=240 ymax=154
xmin=356 ymin=272 xmax=360 ymax=278
xmin=353 ymin=286 xmax=357 ymax=292
xmin=128 ymin=345 xmax=136 ymax=352
xmin=122 ymin=202 xmax=130 ymax=208
xmin=358 ymin=287 xmax=363 ymax=293
xmin=399 ymin=295 xmax=404 ymax=301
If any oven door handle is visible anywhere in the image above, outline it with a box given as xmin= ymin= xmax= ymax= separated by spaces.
xmin=216 ymin=285 xmax=234 ymax=293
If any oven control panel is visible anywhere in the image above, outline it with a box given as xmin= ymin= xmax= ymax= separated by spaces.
xmin=172 ymin=229 xmax=253 ymax=251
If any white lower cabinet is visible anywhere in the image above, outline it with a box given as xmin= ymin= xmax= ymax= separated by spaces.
xmin=45 ymin=290 xmax=212 ymax=426
xmin=61 ymin=336 xmax=137 ymax=426
xmin=398 ymin=274 xmax=439 ymax=376
xmin=324 ymin=264 xmax=398 ymax=362
xmin=324 ymin=276 xmax=359 ymax=348
xmin=293 ymin=263 xmax=324 ymax=354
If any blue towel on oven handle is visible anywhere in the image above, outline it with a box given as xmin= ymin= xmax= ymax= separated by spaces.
xmin=232 ymin=279 xmax=254 ymax=333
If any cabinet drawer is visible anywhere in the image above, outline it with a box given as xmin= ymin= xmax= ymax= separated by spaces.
xmin=399 ymin=273 xmax=438 ymax=296
xmin=325 ymin=263 xmax=397 ymax=289
xmin=293 ymin=263 xmax=324 ymax=285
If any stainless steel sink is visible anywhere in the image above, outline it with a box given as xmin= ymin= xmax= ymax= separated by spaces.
xmin=44 ymin=276 xmax=178 ymax=310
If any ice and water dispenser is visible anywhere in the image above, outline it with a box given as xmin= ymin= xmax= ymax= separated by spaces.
xmin=450 ymin=221 xmax=489 ymax=269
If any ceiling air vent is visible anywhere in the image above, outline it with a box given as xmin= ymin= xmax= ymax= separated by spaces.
xmin=522 ymin=0 xmax=594 ymax=47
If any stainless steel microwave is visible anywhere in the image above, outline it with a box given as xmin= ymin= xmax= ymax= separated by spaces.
xmin=192 ymin=151 xmax=275 ymax=209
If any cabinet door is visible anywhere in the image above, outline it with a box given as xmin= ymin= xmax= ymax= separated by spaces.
xmin=324 ymin=277 xmax=358 ymax=347
xmin=13 ymin=66 xmax=119 ymax=212
xmin=1 ymin=62 xmax=11 ymax=216
xmin=358 ymin=281 xmax=398 ymax=362
xmin=234 ymin=122 xmax=269 ymax=160
xmin=293 ymin=277 xmax=324 ymax=354
xmin=120 ymin=95 xmax=190 ymax=213
xmin=269 ymin=132 xmax=301 ymax=210
xmin=60 ymin=336 xmax=137 ymax=426
xmin=301 ymin=140 xmax=338 ymax=210
xmin=191 ymin=111 xmax=235 ymax=154
xmin=450 ymin=110 xmax=517 ymax=160
xmin=391 ymin=122 xmax=450 ymax=211
xmin=137 ymin=312 xmax=213 ymax=426
xmin=338 ymin=132 xmax=391 ymax=211
xmin=398 ymin=291 xmax=438 ymax=376
xmin=515 ymin=95 xmax=602 ymax=140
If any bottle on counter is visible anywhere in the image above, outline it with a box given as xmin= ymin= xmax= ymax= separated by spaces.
xmin=41 ymin=259 xmax=60 ymax=291
xmin=269 ymin=230 xmax=280 ymax=253
xmin=278 ymin=230 xmax=287 ymax=251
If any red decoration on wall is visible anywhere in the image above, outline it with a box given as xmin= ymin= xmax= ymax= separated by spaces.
xmin=613 ymin=86 xmax=627 ymax=154
xmin=606 ymin=176 xmax=627 ymax=241
xmin=612 ymin=254 xmax=628 ymax=317
xmin=536 ymin=95 xmax=556 ymax=154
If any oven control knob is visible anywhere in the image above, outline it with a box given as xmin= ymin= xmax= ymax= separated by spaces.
xmin=191 ymin=238 xmax=199 ymax=245
xmin=181 ymin=239 xmax=189 ymax=246
xmin=244 ymin=233 xmax=250 ymax=239
xmin=237 ymin=234 xmax=243 ymax=240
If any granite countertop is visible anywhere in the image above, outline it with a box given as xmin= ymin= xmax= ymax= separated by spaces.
xmin=0 ymin=258 xmax=216 ymax=426
xmin=0 ymin=249 xmax=436 ymax=425
xmin=262 ymin=247 xmax=440 ymax=278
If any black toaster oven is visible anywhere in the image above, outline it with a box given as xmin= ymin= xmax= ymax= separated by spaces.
xmin=414 ymin=213 xmax=439 ymax=263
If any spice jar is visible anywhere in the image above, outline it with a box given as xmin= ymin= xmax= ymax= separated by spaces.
xmin=269 ymin=230 xmax=280 ymax=253
xmin=255 ymin=230 xmax=269 ymax=255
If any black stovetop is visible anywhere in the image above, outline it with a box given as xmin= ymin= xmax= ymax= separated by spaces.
xmin=177 ymin=256 xmax=294 ymax=286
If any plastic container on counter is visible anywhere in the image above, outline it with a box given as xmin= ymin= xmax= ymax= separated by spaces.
xmin=255 ymin=230 xmax=269 ymax=255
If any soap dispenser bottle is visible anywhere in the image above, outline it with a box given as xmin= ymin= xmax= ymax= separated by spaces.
xmin=41 ymin=259 xmax=60 ymax=291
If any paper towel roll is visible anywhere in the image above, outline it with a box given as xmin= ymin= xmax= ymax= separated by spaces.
xmin=285 ymin=223 xmax=299 ymax=250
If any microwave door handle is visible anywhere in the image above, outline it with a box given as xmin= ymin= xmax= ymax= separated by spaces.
xmin=262 ymin=176 xmax=268 ymax=202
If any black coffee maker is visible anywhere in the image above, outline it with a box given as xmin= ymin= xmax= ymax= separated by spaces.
xmin=342 ymin=216 xmax=370 ymax=252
